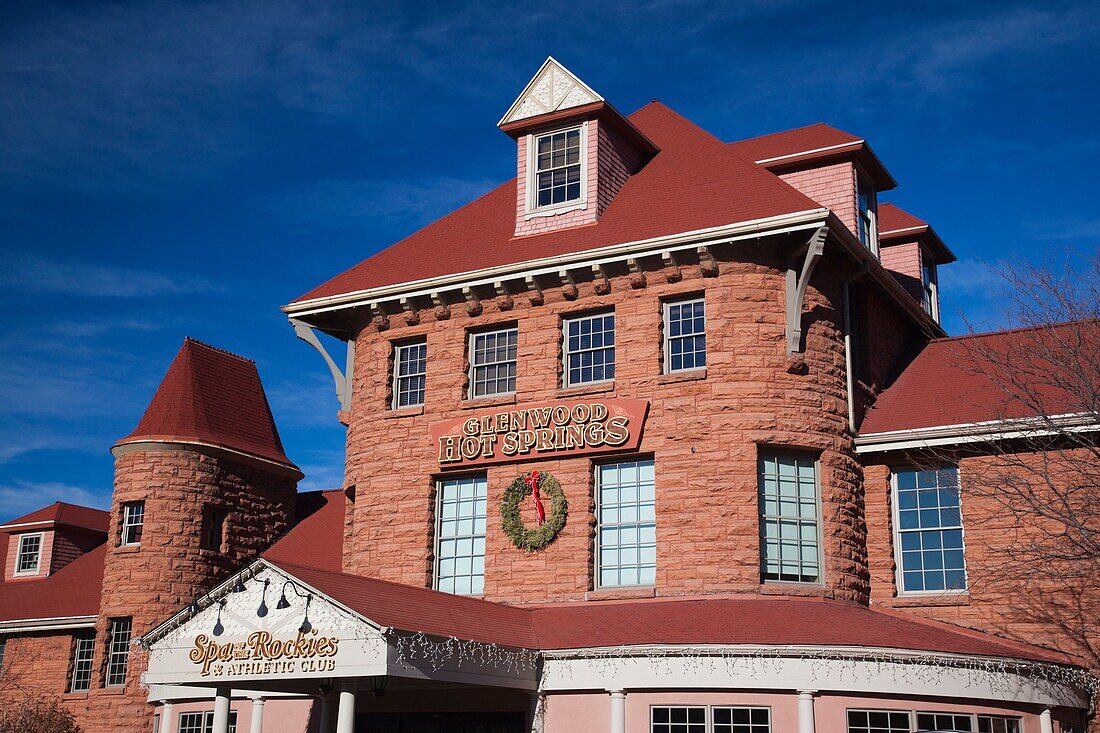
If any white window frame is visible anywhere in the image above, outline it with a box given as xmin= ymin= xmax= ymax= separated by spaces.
xmin=562 ymin=310 xmax=616 ymax=388
xmin=525 ymin=123 xmax=589 ymax=218
xmin=391 ymin=339 xmax=427 ymax=410
xmin=651 ymin=705 xmax=708 ymax=733
xmin=121 ymin=502 xmax=144 ymax=546
xmin=663 ymin=297 xmax=707 ymax=374
xmin=856 ymin=173 xmax=879 ymax=258
xmin=891 ymin=466 xmax=969 ymax=596
xmin=976 ymin=715 xmax=1022 ymax=733
xmin=758 ymin=451 xmax=824 ymax=586
xmin=104 ymin=617 xmax=132 ymax=687
xmin=920 ymin=249 xmax=940 ymax=322
xmin=69 ymin=630 xmax=95 ymax=692
xmin=14 ymin=532 xmax=44 ymax=576
xmin=467 ymin=326 xmax=518 ymax=399
xmin=595 ymin=458 xmax=657 ymax=589
xmin=433 ymin=474 xmax=488 ymax=596
xmin=712 ymin=706 xmax=772 ymax=732
xmin=178 ymin=710 xmax=238 ymax=733
xmin=846 ymin=708 xmax=914 ymax=733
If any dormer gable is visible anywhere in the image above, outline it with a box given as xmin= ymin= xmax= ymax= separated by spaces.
xmin=499 ymin=57 xmax=658 ymax=237
xmin=0 ymin=502 xmax=108 ymax=580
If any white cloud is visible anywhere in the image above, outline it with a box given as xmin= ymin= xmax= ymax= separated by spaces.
xmin=0 ymin=252 xmax=220 ymax=297
xmin=0 ymin=480 xmax=111 ymax=518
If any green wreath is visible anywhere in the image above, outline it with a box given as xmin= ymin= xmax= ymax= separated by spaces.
xmin=500 ymin=471 xmax=567 ymax=552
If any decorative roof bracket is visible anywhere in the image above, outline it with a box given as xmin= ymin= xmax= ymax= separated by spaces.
xmin=785 ymin=226 xmax=829 ymax=354
xmin=290 ymin=318 xmax=355 ymax=411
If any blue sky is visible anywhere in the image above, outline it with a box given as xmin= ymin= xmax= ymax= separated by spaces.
xmin=1 ymin=0 xmax=1097 ymax=517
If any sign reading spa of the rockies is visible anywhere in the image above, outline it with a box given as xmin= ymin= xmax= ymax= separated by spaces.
xmin=432 ymin=398 xmax=649 ymax=468
xmin=188 ymin=629 xmax=341 ymax=678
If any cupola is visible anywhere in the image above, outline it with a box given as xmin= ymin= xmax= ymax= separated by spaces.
xmin=499 ymin=57 xmax=658 ymax=237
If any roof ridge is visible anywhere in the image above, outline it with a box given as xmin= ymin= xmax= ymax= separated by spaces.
xmin=930 ymin=318 xmax=1100 ymax=344
xmin=183 ymin=336 xmax=255 ymax=364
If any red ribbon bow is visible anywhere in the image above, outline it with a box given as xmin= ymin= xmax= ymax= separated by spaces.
xmin=525 ymin=471 xmax=546 ymax=526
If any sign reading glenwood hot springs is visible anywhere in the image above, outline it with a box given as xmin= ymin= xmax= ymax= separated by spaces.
xmin=431 ymin=399 xmax=649 ymax=468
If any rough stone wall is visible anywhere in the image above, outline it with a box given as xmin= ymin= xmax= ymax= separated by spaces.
xmin=0 ymin=631 xmax=76 ymax=699
xmin=780 ymin=162 xmax=858 ymax=237
xmin=344 ymin=240 xmax=880 ymax=604
xmin=73 ymin=449 xmax=298 ymax=733
xmin=852 ymin=279 xmax=926 ymax=429
xmin=865 ymin=449 xmax=1099 ymax=666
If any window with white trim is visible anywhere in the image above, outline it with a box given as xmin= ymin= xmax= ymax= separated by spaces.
xmin=104 ymin=617 xmax=132 ymax=687
xmin=563 ymin=311 xmax=615 ymax=387
xmin=651 ymin=706 xmax=706 ymax=733
xmin=69 ymin=631 xmax=95 ymax=692
xmin=664 ymin=298 xmax=706 ymax=373
xmin=121 ymin=501 xmax=144 ymax=546
xmin=434 ymin=475 xmax=487 ymax=595
xmin=596 ymin=459 xmax=656 ymax=588
xmin=713 ymin=707 xmax=771 ymax=732
xmin=392 ymin=339 xmax=427 ymax=409
xmin=533 ymin=127 xmax=583 ymax=209
xmin=917 ymin=712 xmax=972 ymax=730
xmin=921 ymin=255 xmax=939 ymax=321
xmin=894 ymin=466 xmax=967 ymax=593
xmin=758 ymin=452 xmax=822 ymax=584
xmin=847 ymin=710 xmax=911 ymax=733
xmin=178 ymin=711 xmax=237 ymax=733
xmin=977 ymin=716 xmax=1021 ymax=733
xmin=857 ymin=176 xmax=878 ymax=256
xmin=15 ymin=532 xmax=43 ymax=575
xmin=469 ymin=327 xmax=518 ymax=398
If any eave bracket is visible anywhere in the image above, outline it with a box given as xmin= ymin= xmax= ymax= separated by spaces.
xmin=290 ymin=318 xmax=355 ymax=412
xmin=785 ymin=225 xmax=828 ymax=354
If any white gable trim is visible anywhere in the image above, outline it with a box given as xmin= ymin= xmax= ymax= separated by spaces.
xmin=498 ymin=56 xmax=604 ymax=127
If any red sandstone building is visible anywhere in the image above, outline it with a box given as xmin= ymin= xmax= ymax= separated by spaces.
xmin=1 ymin=58 xmax=1096 ymax=733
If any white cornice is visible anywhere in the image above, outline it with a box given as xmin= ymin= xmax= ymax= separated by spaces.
xmin=0 ymin=615 xmax=97 ymax=633
xmin=753 ymin=140 xmax=864 ymax=165
xmin=855 ymin=412 xmax=1099 ymax=453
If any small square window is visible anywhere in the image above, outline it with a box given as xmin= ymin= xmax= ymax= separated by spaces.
xmin=651 ymin=706 xmax=706 ymax=733
xmin=15 ymin=533 xmax=43 ymax=575
xmin=121 ymin=502 xmax=144 ymax=546
xmin=713 ymin=706 xmax=771 ymax=732
xmin=847 ymin=709 xmax=911 ymax=733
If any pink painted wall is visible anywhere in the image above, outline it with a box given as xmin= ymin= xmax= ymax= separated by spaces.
xmin=780 ymin=162 xmax=859 ymax=236
xmin=3 ymin=529 xmax=54 ymax=579
xmin=880 ymin=240 xmax=925 ymax=303
xmin=152 ymin=696 xmax=315 ymax=733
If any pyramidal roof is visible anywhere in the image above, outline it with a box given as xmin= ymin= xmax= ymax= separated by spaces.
xmin=116 ymin=338 xmax=297 ymax=471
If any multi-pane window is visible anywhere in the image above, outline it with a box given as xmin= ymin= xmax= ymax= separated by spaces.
xmin=918 ymin=712 xmax=972 ymax=730
xmin=758 ymin=452 xmax=821 ymax=583
xmin=857 ymin=176 xmax=878 ymax=255
xmin=69 ymin=631 xmax=95 ymax=692
xmin=848 ymin=710 xmax=911 ymax=733
xmin=713 ymin=707 xmax=770 ymax=733
xmin=104 ymin=617 xmax=132 ymax=687
xmin=651 ymin=707 xmax=706 ymax=733
xmin=895 ymin=466 xmax=967 ymax=593
xmin=664 ymin=298 xmax=706 ymax=373
xmin=977 ymin=716 xmax=1021 ymax=733
xmin=178 ymin=711 xmax=237 ymax=733
xmin=121 ymin=502 xmax=144 ymax=546
xmin=392 ymin=339 xmax=427 ymax=409
xmin=596 ymin=459 xmax=656 ymax=588
xmin=15 ymin=533 xmax=43 ymax=575
xmin=200 ymin=506 xmax=228 ymax=552
xmin=469 ymin=327 xmax=518 ymax=398
xmin=0 ymin=637 xmax=6 ymax=674
xmin=921 ymin=256 xmax=938 ymax=320
xmin=534 ymin=128 xmax=582 ymax=207
xmin=435 ymin=475 xmax=487 ymax=595
xmin=563 ymin=312 xmax=615 ymax=387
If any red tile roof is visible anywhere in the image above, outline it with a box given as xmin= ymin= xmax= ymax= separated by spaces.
xmin=265 ymin=489 xmax=346 ymax=572
xmin=0 ymin=502 xmax=109 ymax=533
xmin=115 ymin=338 xmax=298 ymax=470
xmin=291 ymin=102 xmax=823 ymax=304
xmin=0 ymin=544 xmax=105 ymax=623
xmin=861 ymin=321 xmax=1100 ymax=434
xmin=877 ymin=203 xmax=955 ymax=264
xmin=264 ymin=558 xmax=1074 ymax=665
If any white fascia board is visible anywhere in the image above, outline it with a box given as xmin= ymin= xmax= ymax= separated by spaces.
xmin=879 ymin=225 xmax=926 ymax=237
xmin=0 ymin=520 xmax=55 ymax=531
xmin=0 ymin=615 xmax=98 ymax=633
xmin=855 ymin=412 xmax=1099 ymax=453
xmin=282 ymin=209 xmax=829 ymax=319
xmin=754 ymin=140 xmax=864 ymax=165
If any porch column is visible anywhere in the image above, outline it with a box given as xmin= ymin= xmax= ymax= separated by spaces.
xmin=527 ymin=692 xmax=545 ymax=733
xmin=249 ymin=697 xmax=265 ymax=733
xmin=317 ymin=693 xmax=336 ymax=733
xmin=158 ymin=702 xmax=173 ymax=733
xmin=797 ymin=690 xmax=816 ymax=733
xmin=212 ymin=687 xmax=232 ymax=733
xmin=336 ymin=682 xmax=357 ymax=733
xmin=609 ymin=689 xmax=626 ymax=733
xmin=1039 ymin=708 xmax=1054 ymax=733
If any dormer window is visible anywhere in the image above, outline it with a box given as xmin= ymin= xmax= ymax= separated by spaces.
xmin=529 ymin=126 xmax=586 ymax=213
xmin=857 ymin=175 xmax=879 ymax=257
xmin=15 ymin=532 xmax=43 ymax=576
xmin=921 ymin=254 xmax=939 ymax=321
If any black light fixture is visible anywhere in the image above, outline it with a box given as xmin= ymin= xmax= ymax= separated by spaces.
xmin=212 ymin=599 xmax=226 ymax=637
xmin=368 ymin=675 xmax=387 ymax=699
xmin=275 ymin=583 xmax=291 ymax=610
xmin=256 ymin=579 xmax=270 ymax=618
xmin=188 ymin=600 xmax=201 ymax=617
xmin=231 ymin=575 xmax=246 ymax=594
xmin=298 ymin=595 xmax=314 ymax=634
